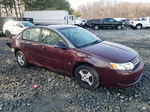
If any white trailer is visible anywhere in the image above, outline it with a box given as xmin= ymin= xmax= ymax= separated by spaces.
xmin=24 ymin=10 xmax=75 ymax=25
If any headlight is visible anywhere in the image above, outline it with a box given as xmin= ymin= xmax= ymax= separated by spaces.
xmin=110 ymin=62 xmax=134 ymax=70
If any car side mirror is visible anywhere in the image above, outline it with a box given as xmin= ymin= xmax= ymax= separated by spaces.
xmin=55 ymin=43 xmax=68 ymax=50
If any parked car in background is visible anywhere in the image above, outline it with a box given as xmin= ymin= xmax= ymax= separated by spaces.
xmin=7 ymin=25 xmax=144 ymax=90
xmin=130 ymin=17 xmax=150 ymax=29
xmin=120 ymin=19 xmax=130 ymax=27
xmin=0 ymin=17 xmax=33 ymax=35
xmin=3 ymin=21 xmax=35 ymax=37
xmin=91 ymin=18 xmax=124 ymax=30
xmin=114 ymin=18 xmax=130 ymax=27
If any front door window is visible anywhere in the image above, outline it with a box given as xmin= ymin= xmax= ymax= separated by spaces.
xmin=41 ymin=29 xmax=66 ymax=46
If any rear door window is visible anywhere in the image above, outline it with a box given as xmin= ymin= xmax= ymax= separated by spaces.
xmin=109 ymin=18 xmax=116 ymax=22
xmin=16 ymin=23 xmax=23 ymax=27
xmin=23 ymin=28 xmax=41 ymax=42
xmin=104 ymin=18 xmax=115 ymax=22
xmin=103 ymin=19 xmax=110 ymax=22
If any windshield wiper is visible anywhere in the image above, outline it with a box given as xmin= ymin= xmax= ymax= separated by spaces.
xmin=79 ymin=40 xmax=101 ymax=48
xmin=91 ymin=40 xmax=101 ymax=45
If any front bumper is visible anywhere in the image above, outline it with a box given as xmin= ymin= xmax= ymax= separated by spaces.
xmin=7 ymin=42 xmax=12 ymax=48
xmin=130 ymin=25 xmax=136 ymax=29
xmin=7 ymin=42 xmax=15 ymax=52
xmin=98 ymin=58 xmax=144 ymax=88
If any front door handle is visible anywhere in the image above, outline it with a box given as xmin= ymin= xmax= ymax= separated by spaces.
xmin=41 ymin=46 xmax=46 ymax=50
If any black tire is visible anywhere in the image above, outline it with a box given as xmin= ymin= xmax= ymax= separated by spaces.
xmin=75 ymin=65 xmax=100 ymax=90
xmin=16 ymin=51 xmax=29 ymax=67
xmin=117 ymin=25 xmax=122 ymax=30
xmin=136 ymin=24 xmax=142 ymax=30
xmin=94 ymin=25 xmax=99 ymax=30
xmin=5 ymin=30 xmax=12 ymax=38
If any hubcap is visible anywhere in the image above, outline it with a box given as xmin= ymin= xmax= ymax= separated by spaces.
xmin=137 ymin=25 xmax=141 ymax=29
xmin=95 ymin=26 xmax=99 ymax=30
xmin=17 ymin=54 xmax=24 ymax=65
xmin=6 ymin=32 xmax=11 ymax=37
xmin=79 ymin=69 xmax=93 ymax=86
xmin=118 ymin=26 xmax=121 ymax=29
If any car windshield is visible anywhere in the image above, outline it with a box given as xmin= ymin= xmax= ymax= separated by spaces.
xmin=59 ymin=27 xmax=101 ymax=48
xmin=22 ymin=22 xmax=35 ymax=27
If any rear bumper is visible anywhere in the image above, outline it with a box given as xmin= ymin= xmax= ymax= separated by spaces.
xmin=99 ymin=58 xmax=144 ymax=88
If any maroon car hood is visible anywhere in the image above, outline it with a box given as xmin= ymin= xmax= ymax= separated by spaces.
xmin=80 ymin=41 xmax=138 ymax=63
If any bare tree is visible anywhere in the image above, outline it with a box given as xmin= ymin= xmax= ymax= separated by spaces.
xmin=78 ymin=0 xmax=150 ymax=19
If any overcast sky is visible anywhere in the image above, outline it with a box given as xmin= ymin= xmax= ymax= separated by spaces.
xmin=68 ymin=0 xmax=150 ymax=9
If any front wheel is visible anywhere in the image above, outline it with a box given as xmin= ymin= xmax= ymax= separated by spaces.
xmin=16 ymin=51 xmax=29 ymax=67
xmin=136 ymin=24 xmax=142 ymax=29
xmin=5 ymin=30 xmax=12 ymax=38
xmin=117 ymin=25 xmax=122 ymax=30
xmin=75 ymin=65 xmax=100 ymax=90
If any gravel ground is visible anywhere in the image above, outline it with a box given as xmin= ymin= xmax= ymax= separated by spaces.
xmin=0 ymin=28 xmax=150 ymax=112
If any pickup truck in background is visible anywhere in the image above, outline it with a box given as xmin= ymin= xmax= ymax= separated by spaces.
xmin=91 ymin=18 xmax=124 ymax=30
xmin=130 ymin=17 xmax=150 ymax=29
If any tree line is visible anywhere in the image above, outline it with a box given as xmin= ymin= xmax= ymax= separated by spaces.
xmin=0 ymin=0 xmax=73 ymax=17
xmin=78 ymin=0 xmax=150 ymax=19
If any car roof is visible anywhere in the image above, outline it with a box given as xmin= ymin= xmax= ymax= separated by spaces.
xmin=6 ymin=20 xmax=30 ymax=24
xmin=21 ymin=25 xmax=77 ymax=31
xmin=44 ymin=25 xmax=77 ymax=30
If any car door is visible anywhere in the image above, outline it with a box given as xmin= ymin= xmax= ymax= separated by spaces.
xmin=103 ymin=18 xmax=110 ymax=27
xmin=7 ymin=22 xmax=16 ymax=35
xmin=20 ymin=28 xmax=44 ymax=65
xmin=103 ymin=18 xmax=116 ymax=27
xmin=140 ymin=18 xmax=147 ymax=27
xmin=109 ymin=18 xmax=117 ymax=27
xmin=39 ymin=28 xmax=72 ymax=73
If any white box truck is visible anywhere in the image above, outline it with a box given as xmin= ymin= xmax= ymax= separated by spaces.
xmin=24 ymin=10 xmax=75 ymax=25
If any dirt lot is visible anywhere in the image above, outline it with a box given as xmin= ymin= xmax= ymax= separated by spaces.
xmin=0 ymin=28 xmax=150 ymax=112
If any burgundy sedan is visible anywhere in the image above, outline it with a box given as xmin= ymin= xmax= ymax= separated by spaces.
xmin=7 ymin=25 xmax=144 ymax=90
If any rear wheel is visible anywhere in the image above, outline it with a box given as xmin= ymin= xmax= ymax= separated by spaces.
xmin=136 ymin=24 xmax=142 ymax=29
xmin=75 ymin=65 xmax=100 ymax=90
xmin=5 ymin=30 xmax=12 ymax=38
xmin=94 ymin=25 xmax=99 ymax=30
xmin=16 ymin=51 xmax=29 ymax=67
